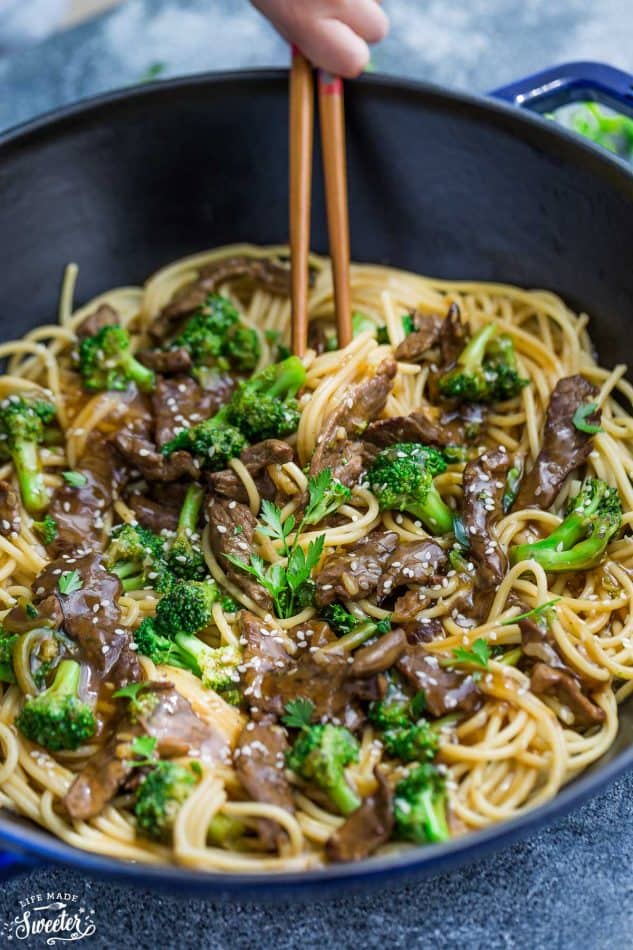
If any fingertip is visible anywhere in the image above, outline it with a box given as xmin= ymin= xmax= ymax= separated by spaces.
xmin=301 ymin=22 xmax=370 ymax=79
xmin=361 ymin=4 xmax=390 ymax=45
xmin=336 ymin=36 xmax=371 ymax=79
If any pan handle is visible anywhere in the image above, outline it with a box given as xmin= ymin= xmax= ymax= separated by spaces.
xmin=491 ymin=60 xmax=633 ymax=117
xmin=0 ymin=850 xmax=38 ymax=881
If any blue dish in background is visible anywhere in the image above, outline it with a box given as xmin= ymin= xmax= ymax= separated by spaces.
xmin=0 ymin=60 xmax=633 ymax=897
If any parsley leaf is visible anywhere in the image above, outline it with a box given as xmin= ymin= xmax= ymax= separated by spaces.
xmin=501 ymin=598 xmax=561 ymax=627
xmin=126 ymin=735 xmax=158 ymax=767
xmin=258 ymin=500 xmax=295 ymax=555
xmin=572 ymin=402 xmax=602 ymax=435
xmin=58 ymin=570 xmax=83 ymax=596
xmin=63 ymin=470 xmax=88 ymax=488
xmin=452 ymin=638 xmax=491 ymax=669
xmin=281 ymin=698 xmax=315 ymax=729
xmin=303 ymin=469 xmax=351 ymax=527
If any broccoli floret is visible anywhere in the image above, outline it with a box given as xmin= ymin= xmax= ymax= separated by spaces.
xmin=33 ymin=514 xmax=58 ymax=546
xmin=166 ymin=484 xmax=206 ymax=581
xmin=394 ymin=763 xmax=449 ymax=844
xmin=154 ymin=579 xmax=221 ymax=636
xmin=0 ymin=632 xmax=18 ymax=684
xmin=104 ymin=523 xmax=172 ymax=592
xmin=369 ymin=697 xmax=412 ymax=731
xmin=171 ymin=294 xmax=261 ymax=376
xmin=369 ymin=694 xmax=438 ymax=763
xmin=286 ymin=723 xmax=360 ymax=816
xmin=321 ymin=603 xmax=359 ymax=636
xmin=226 ymin=356 xmax=306 ymax=442
xmin=161 ymin=411 xmax=247 ymax=472
xmin=133 ymin=617 xmax=192 ymax=669
xmin=16 ymin=659 xmax=95 ymax=751
xmin=0 ymin=396 xmax=56 ymax=513
xmin=170 ymin=633 xmax=241 ymax=692
xmin=375 ymin=313 xmax=416 ymax=345
xmin=365 ymin=442 xmax=454 ymax=535
xmin=438 ymin=322 xmax=528 ymax=403
xmin=134 ymin=760 xmax=199 ymax=840
xmin=78 ymin=325 xmax=156 ymax=393
xmin=511 ymin=477 xmax=622 ymax=572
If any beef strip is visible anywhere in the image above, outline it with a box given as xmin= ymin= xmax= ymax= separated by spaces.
xmin=519 ymin=618 xmax=566 ymax=671
xmin=462 ymin=448 xmax=512 ymax=620
xmin=310 ymin=359 xmax=397 ymax=486
xmin=326 ymin=768 xmax=394 ymax=863
xmin=315 ymin=530 xmax=399 ymax=606
xmin=364 ymin=408 xmax=466 ymax=449
xmin=392 ymin=590 xmax=445 ymax=643
xmin=126 ymin=492 xmax=180 ymax=533
xmin=397 ymin=647 xmax=482 ymax=717
xmin=349 ymin=628 xmax=408 ymax=677
xmin=513 ymin=375 xmax=600 ymax=510
xmin=438 ymin=303 xmax=467 ymax=366
xmin=49 ymin=435 xmax=123 ymax=553
xmin=0 ymin=480 xmax=20 ymax=536
xmin=207 ymin=439 xmax=294 ymax=504
xmin=63 ymin=682 xmax=227 ymax=820
xmin=239 ymin=611 xmax=386 ymax=725
xmin=394 ymin=312 xmax=443 ymax=363
xmin=234 ymin=717 xmax=294 ymax=850
xmin=152 ymin=375 xmax=232 ymax=448
xmin=32 ymin=552 xmax=140 ymax=687
xmin=530 ymin=662 xmax=605 ymax=727
xmin=4 ymin=595 xmax=63 ymax=634
xmin=151 ymin=255 xmax=294 ymax=339
xmin=137 ymin=347 xmax=192 ymax=374
xmin=112 ymin=430 xmax=199 ymax=482
xmin=376 ymin=540 xmax=448 ymax=601
xmin=207 ymin=499 xmax=272 ymax=609
xmin=76 ymin=304 xmax=119 ymax=340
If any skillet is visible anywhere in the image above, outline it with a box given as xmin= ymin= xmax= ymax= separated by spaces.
xmin=0 ymin=61 xmax=633 ymax=897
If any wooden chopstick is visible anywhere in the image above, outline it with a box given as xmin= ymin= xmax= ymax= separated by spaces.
xmin=318 ymin=70 xmax=352 ymax=349
xmin=289 ymin=48 xmax=314 ymax=358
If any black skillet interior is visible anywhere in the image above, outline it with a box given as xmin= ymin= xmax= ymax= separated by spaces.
xmin=1 ymin=70 xmax=633 ymax=895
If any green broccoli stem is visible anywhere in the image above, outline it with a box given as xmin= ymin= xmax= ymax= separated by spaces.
xmin=266 ymin=356 xmax=306 ymax=400
xmin=496 ymin=647 xmax=522 ymax=667
xmin=207 ymin=813 xmax=246 ymax=846
xmin=409 ymin=484 xmax=455 ymax=535
xmin=172 ymin=631 xmax=209 ymax=673
xmin=456 ymin=322 xmax=498 ymax=369
xmin=177 ymin=484 xmax=205 ymax=537
xmin=418 ymin=787 xmax=449 ymax=843
xmin=119 ymin=351 xmax=156 ymax=393
xmin=43 ymin=658 xmax=81 ymax=700
xmin=511 ymin=530 xmax=613 ymax=572
xmin=13 ymin=440 xmax=49 ymax=513
xmin=329 ymin=780 xmax=361 ymax=817
xmin=320 ymin=620 xmax=386 ymax=654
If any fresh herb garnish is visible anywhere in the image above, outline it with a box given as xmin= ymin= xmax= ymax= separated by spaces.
xmin=452 ymin=638 xmax=491 ymax=669
xmin=58 ymin=570 xmax=83 ymax=596
xmin=501 ymin=598 xmax=561 ymax=627
xmin=127 ymin=735 xmax=158 ymax=767
xmin=25 ymin=603 xmax=38 ymax=619
xmin=63 ymin=470 xmax=88 ymax=488
xmin=227 ymin=469 xmax=347 ymax=619
xmin=281 ymin=698 xmax=315 ymax=729
xmin=572 ymin=402 xmax=602 ymax=434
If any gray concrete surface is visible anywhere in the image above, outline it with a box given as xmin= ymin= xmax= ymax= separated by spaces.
xmin=1 ymin=1 xmax=633 ymax=947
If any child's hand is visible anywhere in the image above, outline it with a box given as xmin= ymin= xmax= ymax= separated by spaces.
xmin=251 ymin=0 xmax=389 ymax=78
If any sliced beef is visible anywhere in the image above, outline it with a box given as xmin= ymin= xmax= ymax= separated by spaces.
xmin=137 ymin=347 xmax=192 ymax=374
xmin=394 ymin=312 xmax=443 ymax=363
xmin=126 ymin=492 xmax=180 ymax=534
xmin=4 ymin=595 xmax=63 ymax=634
xmin=112 ymin=430 xmax=199 ymax=483
xmin=530 ymin=662 xmax=605 ymax=727
xmin=326 ymin=768 xmax=394 ymax=863
xmin=207 ymin=500 xmax=272 ymax=610
xmin=376 ymin=540 xmax=448 ymax=601
xmin=32 ymin=552 xmax=139 ymax=687
xmin=0 ymin=480 xmax=20 ymax=536
xmin=208 ymin=439 xmax=294 ymax=504
xmin=392 ymin=590 xmax=445 ymax=643
xmin=519 ymin=618 xmax=567 ymax=671
xmin=438 ymin=303 xmax=467 ymax=366
xmin=239 ymin=610 xmax=291 ymax=705
xmin=310 ymin=359 xmax=397 ymax=486
xmin=315 ymin=530 xmax=399 ymax=606
xmin=76 ymin=303 xmax=119 ymax=340
xmin=462 ymin=448 xmax=512 ymax=620
xmin=349 ymin=628 xmax=408 ymax=677
xmin=234 ymin=718 xmax=294 ymax=850
xmin=49 ymin=435 xmax=123 ymax=553
xmin=513 ymin=375 xmax=600 ymax=510
xmin=152 ymin=255 xmax=294 ymax=339
xmin=151 ymin=375 xmax=232 ymax=448
xmin=397 ymin=647 xmax=482 ymax=717
xmin=364 ymin=408 xmax=465 ymax=449
xmin=63 ymin=682 xmax=226 ymax=820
